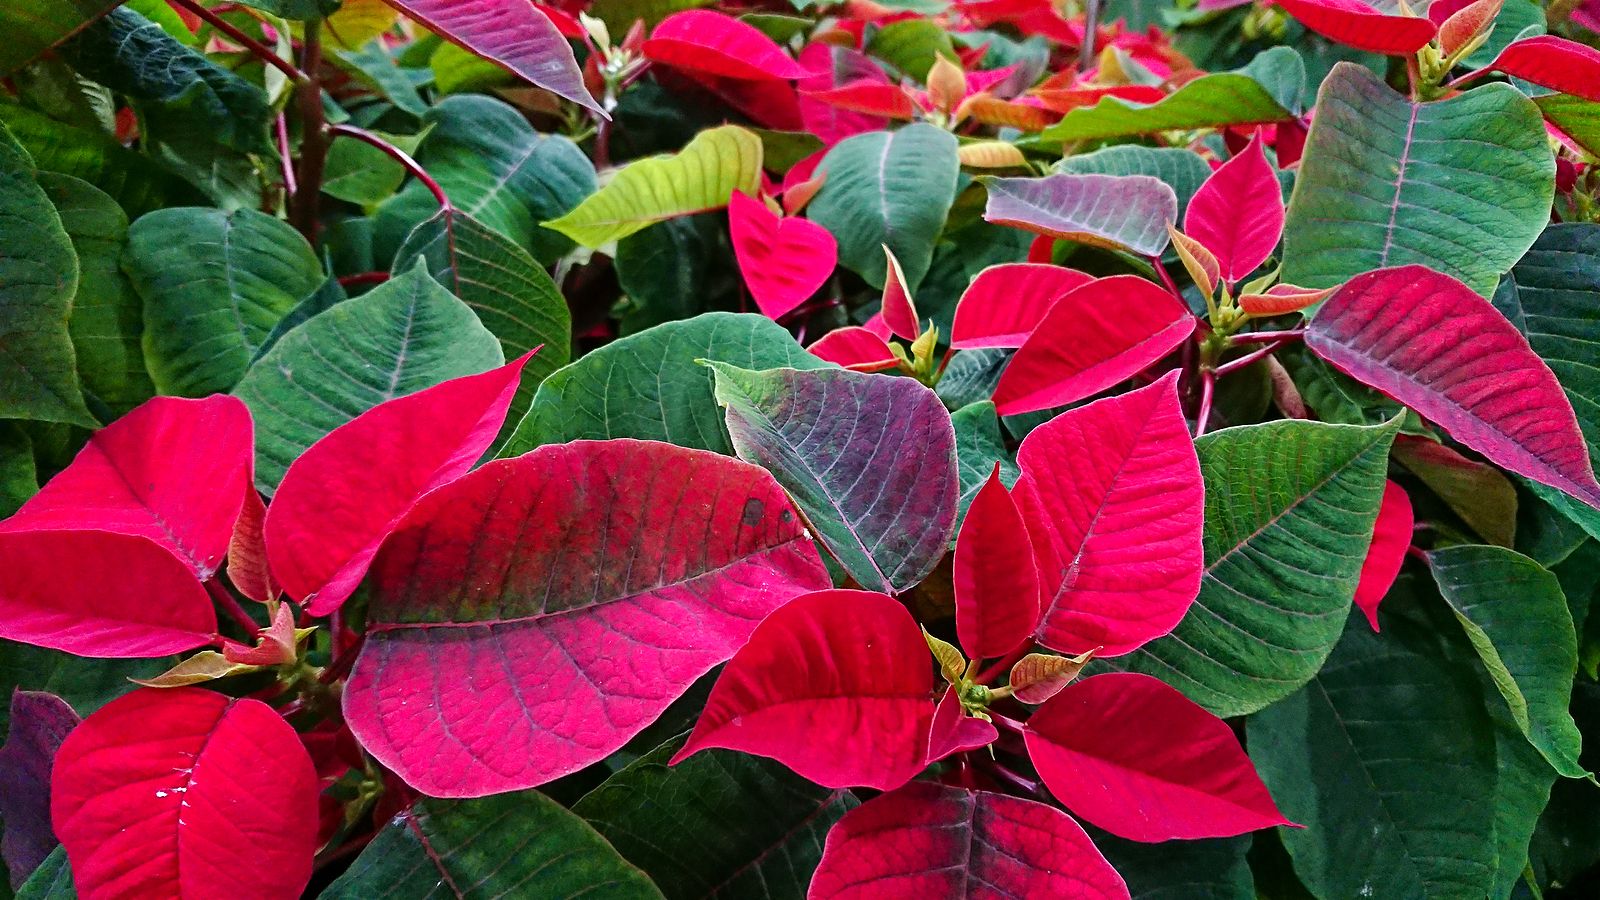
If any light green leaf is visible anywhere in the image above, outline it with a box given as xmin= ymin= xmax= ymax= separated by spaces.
xmin=1537 ymin=94 xmax=1600 ymax=160
xmin=1123 ymin=417 xmax=1399 ymax=717
xmin=502 ymin=312 xmax=823 ymax=457
xmin=125 ymin=207 xmax=323 ymax=396
xmin=546 ymin=125 xmax=762 ymax=247
xmin=234 ymin=262 xmax=503 ymax=493
xmin=866 ymin=18 xmax=956 ymax=80
xmin=1431 ymin=544 xmax=1586 ymax=779
xmin=1282 ymin=63 xmax=1553 ymax=296
xmin=807 ymin=124 xmax=959 ymax=289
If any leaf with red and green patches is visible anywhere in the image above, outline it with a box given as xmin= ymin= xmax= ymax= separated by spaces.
xmin=643 ymin=10 xmax=809 ymax=81
xmin=342 ymin=439 xmax=829 ymax=797
xmin=706 ymin=362 xmax=959 ymax=594
xmin=1489 ymin=36 xmax=1600 ymax=103
xmin=981 ymin=173 xmax=1177 ymax=257
xmin=674 ymin=590 xmax=933 ymax=791
xmin=949 ymin=263 xmax=1094 ymax=350
xmin=808 ymin=782 xmax=1130 ymax=899
xmin=1183 ymin=131 xmax=1282 ymax=286
xmin=1273 ymin=0 xmax=1436 ymax=55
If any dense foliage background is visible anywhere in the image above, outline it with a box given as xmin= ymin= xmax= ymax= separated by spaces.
xmin=1 ymin=0 xmax=1599 ymax=897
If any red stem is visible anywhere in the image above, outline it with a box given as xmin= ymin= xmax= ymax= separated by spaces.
xmin=170 ymin=0 xmax=307 ymax=84
xmin=338 ymin=271 xmax=391 ymax=288
xmin=328 ymin=124 xmax=452 ymax=212
xmin=1214 ymin=339 xmax=1289 ymax=377
xmin=1445 ymin=66 xmax=1492 ymax=92
xmin=1406 ymin=545 xmax=1429 ymax=563
xmin=1194 ymin=369 xmax=1216 ymax=436
xmin=1230 ymin=328 xmax=1305 ymax=345
xmin=207 ymin=579 xmax=259 ymax=634
xmin=980 ymin=758 xmax=1040 ymax=795
xmin=975 ymin=641 xmax=1033 ymax=685
xmin=1149 ymin=254 xmax=1182 ymax=300
xmin=275 ymin=113 xmax=296 ymax=196
xmin=989 ymin=712 xmax=1026 ymax=734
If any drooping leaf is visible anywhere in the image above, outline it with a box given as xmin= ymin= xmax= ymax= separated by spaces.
xmin=1024 ymin=672 xmax=1291 ymax=842
xmin=505 ymin=313 xmax=824 ymax=457
xmin=1352 ymin=480 xmax=1413 ymax=631
xmin=1124 ymin=417 xmax=1400 ymax=717
xmin=124 ymin=207 xmax=323 ymax=397
xmin=323 ymin=790 xmax=660 ymax=898
xmin=707 ymin=362 xmax=959 ymax=594
xmin=1306 ymin=265 xmax=1600 ymax=509
xmin=954 ymin=467 xmax=1040 ymax=659
xmin=1183 ymin=131 xmax=1282 ymax=285
xmin=0 ymin=692 xmax=77 ymax=889
xmin=343 ymin=440 xmax=829 ymax=796
xmin=575 ymin=737 xmax=858 ymax=900
xmin=0 ymin=124 xmax=94 ymax=428
xmin=0 ymin=395 xmax=253 ymax=578
xmin=51 ymin=689 xmax=320 ymax=900
xmin=545 ymin=125 xmax=763 ymax=246
xmin=235 ymin=263 xmax=504 ymax=493
xmin=1489 ymin=36 xmax=1600 ymax=102
xmin=982 ymin=173 xmax=1176 ymax=258
xmin=948 ymin=263 xmax=1093 ymax=349
xmin=728 ymin=191 xmax=838 ymax=320
xmin=991 ymin=277 xmax=1195 ymax=416
xmin=1013 ymin=373 xmax=1204 ymax=657
xmin=674 ymin=589 xmax=933 ymax=790
xmin=1282 ymin=63 xmax=1553 ymax=296
xmin=1430 ymin=544 xmax=1585 ymax=778
xmin=809 ymin=782 xmax=1130 ymax=899
xmin=265 ymin=356 xmax=530 ymax=615
xmin=1273 ymin=0 xmax=1437 ymax=54
xmin=643 ymin=10 xmax=809 ymax=80
xmin=1248 ymin=595 xmax=1499 ymax=899
xmin=807 ymin=124 xmax=959 ymax=289
xmin=380 ymin=0 xmax=600 ymax=113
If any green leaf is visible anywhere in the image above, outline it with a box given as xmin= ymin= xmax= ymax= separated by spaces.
xmin=866 ymin=18 xmax=956 ymax=80
xmin=8 ymin=55 xmax=115 ymax=132
xmin=321 ymin=790 xmax=661 ymax=899
xmin=376 ymin=95 xmax=595 ymax=265
xmin=1430 ymin=544 xmax=1586 ymax=779
xmin=574 ymin=738 xmax=858 ymax=900
xmin=392 ymin=208 xmax=572 ymax=431
xmin=1247 ymin=594 xmax=1500 ymax=900
xmin=428 ymin=40 xmax=513 ymax=95
xmin=1282 ymin=63 xmax=1554 ymax=297
xmin=0 ymin=125 xmax=95 ymax=427
xmin=1056 ymin=145 xmax=1214 ymax=221
xmin=501 ymin=312 xmax=823 ymax=457
xmin=14 ymin=846 xmax=72 ymax=899
xmin=125 ymin=207 xmax=324 ymax=396
xmin=64 ymin=7 xmax=272 ymax=153
xmin=0 ymin=641 xmax=172 ymax=739
xmin=38 ymin=173 xmax=153 ymax=419
xmin=807 ymin=124 xmax=959 ymax=290
xmin=951 ymin=400 xmax=1017 ymax=529
xmin=589 ymin=0 xmax=714 ymax=31
xmin=0 ymin=101 xmax=203 ymax=217
xmin=251 ymin=276 xmax=346 ymax=366
xmin=136 ymin=103 xmax=260 ymax=211
xmin=546 ymin=125 xmax=763 ymax=248
xmin=614 ymin=216 xmax=737 ymax=335
xmin=0 ymin=423 xmax=39 ymax=519
xmin=1088 ymin=828 xmax=1253 ymax=900
xmin=1488 ymin=692 xmax=1559 ymax=900
xmin=0 ymin=0 xmax=121 ymax=77
xmin=234 ymin=262 xmax=504 ymax=493
xmin=1537 ymin=94 xmax=1600 ymax=160
xmin=333 ymin=40 xmax=429 ymax=118
xmin=1123 ymin=417 xmax=1399 ymax=717
xmin=1033 ymin=47 xmax=1302 ymax=146
xmin=320 ymin=131 xmax=417 ymax=207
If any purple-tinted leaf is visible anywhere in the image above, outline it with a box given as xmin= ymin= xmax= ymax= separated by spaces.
xmin=0 ymin=691 xmax=78 ymax=889
xmin=981 ymin=173 xmax=1178 ymax=257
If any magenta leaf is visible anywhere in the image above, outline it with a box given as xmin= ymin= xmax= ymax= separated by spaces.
xmin=879 ymin=247 xmax=922 ymax=341
xmin=381 ymin=0 xmax=600 ymax=113
xmin=992 ymin=276 xmax=1196 ymax=416
xmin=265 ymin=354 xmax=532 ymax=616
xmin=0 ymin=691 xmax=78 ymax=889
xmin=342 ymin=440 xmax=829 ymax=797
xmin=809 ymin=781 xmax=1131 ymax=899
xmin=1183 ymin=131 xmax=1283 ymax=285
xmin=982 ymin=173 xmax=1178 ymax=257
xmin=1024 ymin=672 xmax=1292 ymax=842
xmin=1305 ymin=265 xmax=1600 ymax=509
xmin=949 ymin=263 xmax=1094 ymax=349
xmin=926 ymin=687 xmax=999 ymax=764
xmin=797 ymin=44 xmax=891 ymax=145
xmin=1012 ymin=373 xmax=1203 ymax=656
xmin=1489 ymin=36 xmax=1600 ymax=103
xmin=0 ymin=395 xmax=253 ymax=578
xmin=729 ymin=191 xmax=837 ymax=320
xmin=674 ymin=589 xmax=934 ymax=791
xmin=1353 ymin=480 xmax=1414 ymax=631
xmin=643 ymin=10 xmax=810 ymax=81
xmin=1273 ymin=0 xmax=1437 ymax=55
xmin=954 ymin=466 xmax=1041 ymax=659
xmin=0 ymin=530 xmax=216 ymax=657
xmin=707 ymin=362 xmax=959 ymax=594
xmin=51 ymin=688 xmax=319 ymax=900
xmin=806 ymin=326 xmax=899 ymax=371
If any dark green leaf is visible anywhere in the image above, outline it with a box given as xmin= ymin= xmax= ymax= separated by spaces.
xmin=0 ymin=0 xmax=122 ymax=78
xmin=14 ymin=846 xmax=72 ymax=900
xmin=0 ymin=101 xmax=202 ymax=217
xmin=615 ymin=217 xmax=737 ymax=336
xmin=0 ymin=641 xmax=171 ymax=739
xmin=951 ymin=399 xmax=1017 ymax=529
xmin=0 ymin=424 xmax=38 ymax=519
xmin=1088 ymin=827 xmax=1253 ymax=900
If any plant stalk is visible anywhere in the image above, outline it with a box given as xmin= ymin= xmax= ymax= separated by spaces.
xmin=171 ymin=0 xmax=308 ymax=84
xmin=328 ymin=124 xmax=453 ymax=212
xmin=289 ymin=19 xmax=328 ymax=241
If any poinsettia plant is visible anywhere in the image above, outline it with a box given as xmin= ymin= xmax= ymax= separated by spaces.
xmin=3 ymin=0 xmax=1600 ymax=897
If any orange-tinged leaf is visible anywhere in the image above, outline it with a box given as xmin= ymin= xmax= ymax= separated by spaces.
xmin=1009 ymin=649 xmax=1095 ymax=703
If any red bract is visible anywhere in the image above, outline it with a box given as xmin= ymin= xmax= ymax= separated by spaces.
xmin=992 ymin=276 xmax=1196 ymax=416
xmin=51 ymin=689 xmax=319 ymax=900
xmin=1352 ymin=480 xmax=1414 ymax=631
xmin=926 ymin=687 xmax=999 ymax=763
xmin=954 ymin=466 xmax=1041 ymax=659
xmin=1183 ymin=132 xmax=1283 ymax=286
xmin=728 ymin=191 xmax=838 ymax=320
xmin=265 ymin=353 xmax=532 ymax=615
xmin=1306 ymin=266 xmax=1600 ymax=509
xmin=802 ymin=80 xmax=917 ymax=119
xmin=1488 ymin=36 xmax=1600 ymax=103
xmin=644 ymin=10 xmax=810 ymax=81
xmin=1272 ymin=0 xmax=1437 ymax=55
xmin=1024 ymin=673 xmax=1293 ymax=842
xmin=797 ymin=44 xmax=892 ymax=144
xmin=674 ymin=589 xmax=935 ymax=790
xmin=343 ymin=439 xmax=828 ymax=797
xmin=1237 ymin=283 xmax=1334 ymax=316
xmin=808 ymin=782 xmax=1130 ymax=899
xmin=880 ymin=247 xmax=922 ymax=340
xmin=0 ymin=395 xmax=253 ymax=578
xmin=949 ymin=263 xmax=1093 ymax=349
xmin=807 ymin=326 xmax=899 ymax=371
xmin=1013 ymin=373 xmax=1204 ymax=656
